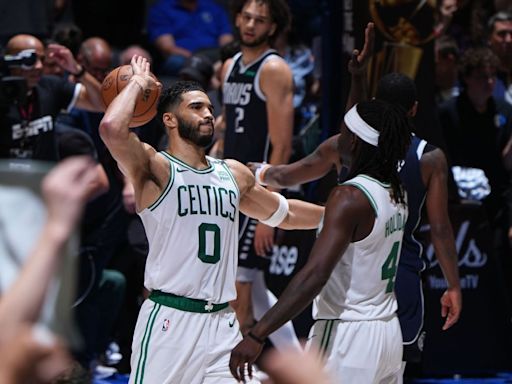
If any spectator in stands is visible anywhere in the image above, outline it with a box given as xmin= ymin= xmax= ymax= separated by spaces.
xmin=120 ymin=45 xmax=153 ymax=65
xmin=179 ymin=54 xmax=220 ymax=115
xmin=179 ymin=54 xmax=214 ymax=90
xmin=0 ymin=34 xmax=104 ymax=161
xmin=435 ymin=35 xmax=461 ymax=104
xmin=488 ymin=11 xmax=512 ymax=105
xmin=59 ymin=37 xmax=113 ymax=155
xmin=52 ymin=37 xmax=130 ymax=374
xmin=438 ymin=46 xmax=512 ymax=299
xmin=147 ymin=0 xmax=233 ymax=75
xmin=76 ymin=37 xmax=113 ymax=84
xmin=51 ymin=22 xmax=84 ymax=58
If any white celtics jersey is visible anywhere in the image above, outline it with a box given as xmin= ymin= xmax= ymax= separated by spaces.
xmin=138 ymin=153 xmax=240 ymax=303
xmin=313 ymin=175 xmax=407 ymax=321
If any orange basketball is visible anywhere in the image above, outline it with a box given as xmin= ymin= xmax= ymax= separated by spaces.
xmin=101 ymin=65 xmax=161 ymax=127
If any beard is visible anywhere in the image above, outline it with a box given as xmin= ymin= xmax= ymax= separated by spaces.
xmin=177 ymin=116 xmax=214 ymax=148
xmin=240 ymin=32 xmax=270 ymax=48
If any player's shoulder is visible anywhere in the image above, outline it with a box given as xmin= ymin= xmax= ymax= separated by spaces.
xmin=223 ymin=158 xmax=254 ymax=191
xmin=260 ymin=54 xmax=293 ymax=88
xmin=224 ymin=158 xmax=249 ymax=175
xmin=148 ymin=147 xmax=171 ymax=174
xmin=325 ymin=184 xmax=374 ymax=224
xmin=419 ymin=145 xmax=448 ymax=179
xmin=261 ymin=54 xmax=290 ymax=73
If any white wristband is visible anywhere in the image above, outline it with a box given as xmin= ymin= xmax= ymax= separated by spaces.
xmin=260 ymin=192 xmax=289 ymax=227
xmin=254 ymin=164 xmax=271 ymax=186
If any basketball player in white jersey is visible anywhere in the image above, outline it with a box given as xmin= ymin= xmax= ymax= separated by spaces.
xmin=230 ymin=99 xmax=411 ymax=384
xmin=99 ymin=55 xmax=324 ymax=384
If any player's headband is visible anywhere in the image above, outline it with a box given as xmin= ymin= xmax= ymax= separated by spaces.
xmin=344 ymin=104 xmax=380 ymax=147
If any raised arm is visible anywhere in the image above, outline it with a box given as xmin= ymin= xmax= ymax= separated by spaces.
xmin=226 ymin=159 xmax=324 ymax=230
xmin=99 ymin=56 xmax=165 ymax=210
xmin=346 ymin=22 xmax=374 ymax=110
xmin=422 ymin=148 xmax=462 ymax=330
xmin=46 ymin=43 xmax=104 ymax=112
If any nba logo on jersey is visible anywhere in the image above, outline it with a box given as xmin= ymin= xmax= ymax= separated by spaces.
xmin=162 ymin=319 xmax=170 ymax=332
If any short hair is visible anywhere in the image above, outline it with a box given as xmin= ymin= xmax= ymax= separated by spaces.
xmin=231 ymin=0 xmax=291 ymax=44
xmin=458 ymin=46 xmax=500 ymax=77
xmin=375 ymin=72 xmax=417 ymax=112
xmin=487 ymin=11 xmax=512 ymax=35
xmin=157 ymin=81 xmax=205 ymax=117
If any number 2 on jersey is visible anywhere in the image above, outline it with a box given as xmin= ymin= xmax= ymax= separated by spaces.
xmin=381 ymin=241 xmax=400 ymax=293
xmin=198 ymin=223 xmax=221 ymax=263
xmin=234 ymin=107 xmax=245 ymax=133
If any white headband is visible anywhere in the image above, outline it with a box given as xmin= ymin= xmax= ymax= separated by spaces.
xmin=344 ymin=104 xmax=380 ymax=147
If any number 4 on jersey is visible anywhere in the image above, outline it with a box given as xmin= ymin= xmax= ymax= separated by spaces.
xmin=381 ymin=241 xmax=400 ymax=293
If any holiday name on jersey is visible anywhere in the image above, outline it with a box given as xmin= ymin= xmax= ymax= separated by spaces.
xmin=385 ymin=211 xmax=406 ymax=238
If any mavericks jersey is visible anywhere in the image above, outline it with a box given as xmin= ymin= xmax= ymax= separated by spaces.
xmin=398 ymin=135 xmax=429 ymax=272
xmin=138 ymin=153 xmax=240 ymax=303
xmin=313 ymin=175 xmax=408 ymax=321
xmin=223 ymin=49 xmax=280 ymax=163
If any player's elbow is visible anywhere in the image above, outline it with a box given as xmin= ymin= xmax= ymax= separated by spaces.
xmin=99 ymin=117 xmax=123 ymax=144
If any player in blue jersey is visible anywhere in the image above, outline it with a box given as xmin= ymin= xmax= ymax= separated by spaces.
xmin=221 ymin=0 xmax=300 ymax=350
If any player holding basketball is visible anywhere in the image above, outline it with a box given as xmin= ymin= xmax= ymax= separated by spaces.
xmin=230 ymin=98 xmax=411 ymax=383
xmin=99 ymin=55 xmax=324 ymax=383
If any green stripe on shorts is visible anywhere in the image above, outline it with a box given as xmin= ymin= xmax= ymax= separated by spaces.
xmin=135 ymin=303 xmax=161 ymax=384
xmin=320 ymin=320 xmax=334 ymax=357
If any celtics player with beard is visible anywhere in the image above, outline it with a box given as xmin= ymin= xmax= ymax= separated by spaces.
xmin=99 ymin=55 xmax=324 ymax=384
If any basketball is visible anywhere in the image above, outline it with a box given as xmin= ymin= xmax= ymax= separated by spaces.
xmin=101 ymin=65 xmax=161 ymax=127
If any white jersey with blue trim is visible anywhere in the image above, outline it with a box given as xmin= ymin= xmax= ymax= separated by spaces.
xmin=313 ymin=174 xmax=408 ymax=321
xmin=138 ymin=153 xmax=240 ymax=304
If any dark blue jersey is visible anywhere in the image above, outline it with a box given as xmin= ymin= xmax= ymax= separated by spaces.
xmin=223 ymin=50 xmax=279 ymax=163
xmin=398 ymin=135 xmax=430 ymax=272
xmin=397 ymin=135 xmax=438 ymax=345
